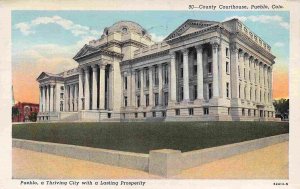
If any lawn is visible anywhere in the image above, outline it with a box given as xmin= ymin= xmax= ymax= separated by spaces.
xmin=12 ymin=122 xmax=289 ymax=153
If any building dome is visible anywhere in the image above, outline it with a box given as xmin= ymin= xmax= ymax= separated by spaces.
xmin=102 ymin=20 xmax=150 ymax=38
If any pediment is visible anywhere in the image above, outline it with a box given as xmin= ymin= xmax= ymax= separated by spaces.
xmin=36 ymin=72 xmax=60 ymax=81
xmin=164 ymin=19 xmax=219 ymax=41
xmin=73 ymin=44 xmax=99 ymax=61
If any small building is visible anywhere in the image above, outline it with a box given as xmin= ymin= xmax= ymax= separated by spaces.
xmin=12 ymin=102 xmax=39 ymax=122
xmin=37 ymin=19 xmax=277 ymax=122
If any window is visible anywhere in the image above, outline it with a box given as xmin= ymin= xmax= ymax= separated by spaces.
xmin=143 ymin=112 xmax=146 ymax=117
xmin=255 ymin=90 xmax=257 ymax=101
xmin=204 ymin=107 xmax=209 ymax=115
xmin=146 ymin=94 xmax=149 ymax=106
xmin=180 ymin=87 xmax=184 ymax=101
xmin=193 ymin=65 xmax=197 ymax=75
xmin=249 ymin=71 xmax=251 ymax=81
xmin=238 ymin=66 xmax=240 ymax=77
xmin=154 ymin=66 xmax=159 ymax=86
xmin=244 ymin=86 xmax=247 ymax=100
xmin=154 ymin=93 xmax=159 ymax=106
xmin=189 ymin=108 xmax=194 ymax=115
xmin=226 ymin=62 xmax=229 ymax=74
xmin=254 ymin=109 xmax=256 ymax=116
xmin=163 ymin=64 xmax=169 ymax=85
xmin=60 ymin=93 xmax=64 ymax=100
xmin=124 ymin=96 xmax=128 ymax=107
xmin=226 ymin=82 xmax=230 ymax=98
xmin=228 ymin=108 xmax=230 ymax=115
xmin=250 ymin=88 xmax=252 ymax=100
xmin=108 ymin=113 xmax=111 ymax=118
xmin=226 ymin=47 xmax=229 ymax=57
xmin=164 ymin=92 xmax=168 ymax=106
xmin=137 ymin=95 xmax=140 ymax=107
xmin=162 ymin=111 xmax=166 ymax=117
xmin=60 ymin=102 xmax=63 ymax=111
xmin=248 ymin=109 xmax=251 ymax=116
xmin=242 ymin=108 xmax=245 ymax=116
xmin=124 ymin=76 xmax=127 ymax=90
xmin=208 ymin=83 xmax=213 ymax=99
xmin=175 ymin=109 xmax=180 ymax=115
xmin=180 ymin=67 xmax=184 ymax=78
xmin=194 ymin=85 xmax=197 ymax=100
xmin=208 ymin=62 xmax=212 ymax=74
xmin=244 ymin=68 xmax=246 ymax=79
xmin=60 ymin=86 xmax=64 ymax=90
xmin=135 ymin=113 xmax=138 ymax=118
xmin=152 ymin=112 xmax=156 ymax=117
xmin=239 ymin=84 xmax=241 ymax=98
xmin=145 ymin=69 xmax=149 ymax=88
xmin=136 ymin=71 xmax=141 ymax=89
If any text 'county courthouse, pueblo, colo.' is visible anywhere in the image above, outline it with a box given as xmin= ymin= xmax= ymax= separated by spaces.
xmin=37 ymin=19 xmax=278 ymax=122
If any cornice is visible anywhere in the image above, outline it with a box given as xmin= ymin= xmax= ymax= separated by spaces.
xmin=121 ymin=50 xmax=170 ymax=65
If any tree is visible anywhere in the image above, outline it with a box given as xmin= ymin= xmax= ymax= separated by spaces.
xmin=273 ymin=98 xmax=289 ymax=120
xmin=29 ymin=112 xmax=37 ymax=122
xmin=12 ymin=106 xmax=19 ymax=119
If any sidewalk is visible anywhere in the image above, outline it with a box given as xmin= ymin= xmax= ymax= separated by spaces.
xmin=12 ymin=141 xmax=288 ymax=179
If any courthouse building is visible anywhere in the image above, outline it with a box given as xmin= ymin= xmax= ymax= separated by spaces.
xmin=37 ymin=19 xmax=277 ymax=122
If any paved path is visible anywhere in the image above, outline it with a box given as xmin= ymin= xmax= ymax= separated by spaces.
xmin=13 ymin=142 xmax=288 ymax=179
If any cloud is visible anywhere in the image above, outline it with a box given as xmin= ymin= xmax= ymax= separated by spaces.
xmin=274 ymin=42 xmax=285 ymax=47
xmin=15 ymin=16 xmax=99 ymax=37
xmin=150 ymin=33 xmax=165 ymax=42
xmin=224 ymin=15 xmax=289 ymax=30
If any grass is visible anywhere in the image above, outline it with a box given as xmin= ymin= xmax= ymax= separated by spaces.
xmin=12 ymin=121 xmax=289 ymax=153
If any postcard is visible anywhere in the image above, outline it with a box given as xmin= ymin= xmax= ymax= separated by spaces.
xmin=0 ymin=0 xmax=299 ymax=188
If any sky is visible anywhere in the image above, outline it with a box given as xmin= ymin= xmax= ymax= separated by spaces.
xmin=12 ymin=11 xmax=289 ymax=104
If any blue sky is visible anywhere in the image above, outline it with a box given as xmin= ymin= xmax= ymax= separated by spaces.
xmin=11 ymin=11 xmax=289 ymax=103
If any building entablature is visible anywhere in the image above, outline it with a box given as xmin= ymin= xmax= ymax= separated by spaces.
xmin=73 ymin=44 xmax=124 ymax=62
xmin=230 ymin=41 xmax=275 ymax=66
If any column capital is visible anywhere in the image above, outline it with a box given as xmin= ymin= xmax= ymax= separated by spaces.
xmin=169 ymin=51 xmax=176 ymax=59
xmin=181 ymin=48 xmax=189 ymax=56
xmin=83 ymin=66 xmax=90 ymax=72
xmin=99 ymin=64 xmax=106 ymax=70
xmin=195 ymin=45 xmax=203 ymax=52
xmin=210 ymin=38 xmax=220 ymax=49
xmin=50 ymin=84 xmax=55 ymax=88
xmin=92 ymin=65 xmax=98 ymax=72
xmin=230 ymin=43 xmax=239 ymax=53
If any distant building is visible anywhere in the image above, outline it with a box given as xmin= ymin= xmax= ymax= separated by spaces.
xmin=37 ymin=19 xmax=277 ymax=122
xmin=12 ymin=102 xmax=39 ymax=122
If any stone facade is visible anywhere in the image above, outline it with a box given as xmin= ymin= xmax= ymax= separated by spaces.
xmin=37 ymin=19 xmax=276 ymax=122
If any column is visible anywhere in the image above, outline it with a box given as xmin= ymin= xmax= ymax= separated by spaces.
xmin=99 ymin=64 xmax=105 ymax=110
xmin=131 ymin=70 xmax=136 ymax=107
xmin=78 ymin=69 xmax=83 ymax=110
xmin=45 ymin=86 xmax=48 ymax=112
xmin=140 ymin=68 xmax=145 ymax=106
xmin=270 ymin=67 xmax=273 ymax=102
xmin=182 ymin=49 xmax=190 ymax=101
xmin=125 ymin=72 xmax=131 ymax=106
xmin=39 ymin=87 xmax=42 ymax=111
xmin=42 ymin=86 xmax=45 ymax=112
xmin=92 ymin=65 xmax=98 ymax=110
xmin=74 ymin=84 xmax=78 ymax=111
xmin=84 ymin=67 xmax=90 ymax=110
xmin=50 ymin=85 xmax=54 ymax=112
xmin=71 ymin=84 xmax=74 ymax=111
xmin=212 ymin=42 xmax=219 ymax=98
xmin=230 ymin=45 xmax=239 ymax=98
xmin=158 ymin=64 xmax=163 ymax=105
xmin=170 ymin=52 xmax=177 ymax=102
xmin=196 ymin=45 xmax=204 ymax=99
xmin=149 ymin=67 xmax=153 ymax=106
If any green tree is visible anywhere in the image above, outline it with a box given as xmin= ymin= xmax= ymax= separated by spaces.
xmin=273 ymin=98 xmax=289 ymax=120
xmin=29 ymin=112 xmax=37 ymax=122
xmin=12 ymin=106 xmax=19 ymax=119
